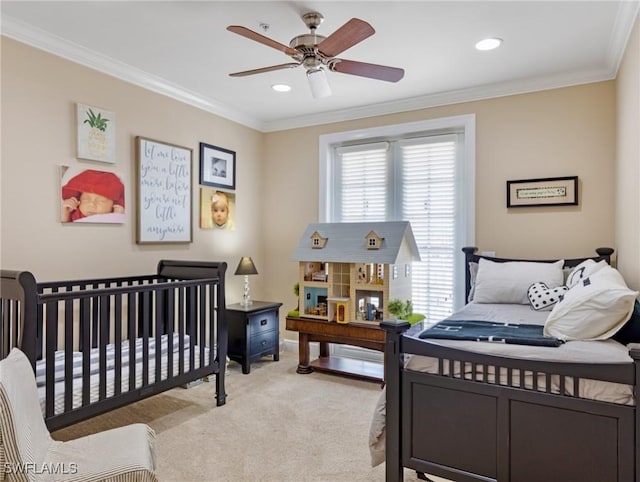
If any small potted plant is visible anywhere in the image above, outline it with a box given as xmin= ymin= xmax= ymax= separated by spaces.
xmin=287 ymin=282 xmax=300 ymax=318
xmin=387 ymin=298 xmax=425 ymax=326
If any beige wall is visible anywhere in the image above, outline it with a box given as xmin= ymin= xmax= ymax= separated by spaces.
xmin=263 ymin=82 xmax=618 ymax=316
xmin=0 ymin=38 xmax=266 ymax=303
xmin=616 ymin=13 xmax=640 ymax=291
xmin=2 ymin=29 xmax=637 ymax=337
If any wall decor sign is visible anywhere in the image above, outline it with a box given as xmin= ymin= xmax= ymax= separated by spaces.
xmin=77 ymin=103 xmax=116 ymax=163
xmin=136 ymin=136 xmax=192 ymax=243
xmin=60 ymin=165 xmax=125 ymax=224
xmin=199 ymin=142 xmax=236 ymax=189
xmin=507 ymin=176 xmax=578 ymax=208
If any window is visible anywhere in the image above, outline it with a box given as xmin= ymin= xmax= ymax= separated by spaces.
xmin=319 ymin=115 xmax=475 ymax=319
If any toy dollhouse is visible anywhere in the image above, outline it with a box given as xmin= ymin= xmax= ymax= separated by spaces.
xmin=291 ymin=221 xmax=421 ymax=324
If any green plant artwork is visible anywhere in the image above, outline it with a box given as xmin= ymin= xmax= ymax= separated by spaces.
xmin=84 ymin=108 xmax=110 ymax=132
xmin=77 ymin=103 xmax=116 ymax=163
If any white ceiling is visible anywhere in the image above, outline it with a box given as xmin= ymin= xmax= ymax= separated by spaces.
xmin=2 ymin=1 xmax=638 ymax=132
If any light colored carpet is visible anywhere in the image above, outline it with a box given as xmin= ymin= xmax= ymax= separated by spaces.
xmin=52 ymin=351 xmax=449 ymax=482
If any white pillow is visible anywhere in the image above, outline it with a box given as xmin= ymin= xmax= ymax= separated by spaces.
xmin=565 ymin=259 xmax=607 ymax=289
xmin=473 ymin=258 xmax=564 ymax=305
xmin=468 ymin=261 xmax=478 ymax=302
xmin=544 ymin=265 xmax=638 ymax=341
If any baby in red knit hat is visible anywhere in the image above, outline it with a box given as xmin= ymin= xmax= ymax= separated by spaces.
xmin=61 ymin=169 xmax=125 ymax=222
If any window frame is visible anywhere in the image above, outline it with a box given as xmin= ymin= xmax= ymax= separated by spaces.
xmin=318 ymin=114 xmax=476 ymax=311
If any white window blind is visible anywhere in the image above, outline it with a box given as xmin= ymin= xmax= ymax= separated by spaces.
xmin=400 ymin=136 xmax=457 ymax=322
xmin=331 ymin=134 xmax=461 ymax=322
xmin=335 ymin=143 xmax=389 ymax=222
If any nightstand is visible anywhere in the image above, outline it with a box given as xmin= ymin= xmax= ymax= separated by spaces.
xmin=226 ymin=301 xmax=283 ymax=374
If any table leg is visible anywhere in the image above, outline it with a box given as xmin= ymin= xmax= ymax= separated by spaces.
xmin=297 ymin=332 xmax=313 ymax=374
xmin=319 ymin=341 xmax=330 ymax=358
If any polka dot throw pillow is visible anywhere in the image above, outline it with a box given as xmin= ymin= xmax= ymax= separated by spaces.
xmin=527 ymin=282 xmax=569 ymax=311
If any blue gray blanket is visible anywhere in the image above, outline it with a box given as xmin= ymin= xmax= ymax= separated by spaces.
xmin=419 ymin=319 xmax=564 ymax=347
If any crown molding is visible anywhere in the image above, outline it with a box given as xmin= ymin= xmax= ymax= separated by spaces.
xmin=261 ymin=68 xmax=616 ymax=132
xmin=1 ymin=15 xmax=265 ymax=131
xmin=3 ymin=8 xmax=635 ymax=134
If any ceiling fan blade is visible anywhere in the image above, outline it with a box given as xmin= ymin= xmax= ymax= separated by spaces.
xmin=227 ymin=25 xmax=297 ymax=56
xmin=229 ymin=63 xmax=300 ymax=77
xmin=317 ymin=18 xmax=375 ymax=58
xmin=329 ymin=59 xmax=404 ymax=82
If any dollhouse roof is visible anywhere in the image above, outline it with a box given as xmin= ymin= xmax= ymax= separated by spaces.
xmin=291 ymin=221 xmax=421 ymax=263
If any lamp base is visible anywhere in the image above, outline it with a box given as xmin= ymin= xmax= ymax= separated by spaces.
xmin=240 ymin=299 xmax=253 ymax=308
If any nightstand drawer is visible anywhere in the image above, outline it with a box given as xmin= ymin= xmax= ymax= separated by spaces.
xmin=250 ymin=329 xmax=277 ymax=353
xmin=249 ymin=311 xmax=278 ymax=335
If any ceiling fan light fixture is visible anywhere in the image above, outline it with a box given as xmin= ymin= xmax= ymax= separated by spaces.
xmin=271 ymin=83 xmax=292 ymax=92
xmin=307 ymin=68 xmax=331 ymax=99
xmin=475 ymin=37 xmax=503 ymax=51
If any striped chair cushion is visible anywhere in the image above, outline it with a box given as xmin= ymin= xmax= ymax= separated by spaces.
xmin=0 ymin=349 xmax=158 ymax=481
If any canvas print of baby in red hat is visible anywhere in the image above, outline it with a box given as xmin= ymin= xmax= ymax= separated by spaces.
xmin=61 ymin=168 xmax=125 ymax=223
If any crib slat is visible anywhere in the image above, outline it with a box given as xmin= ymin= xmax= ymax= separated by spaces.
xmin=45 ymin=301 xmax=57 ymax=418
xmin=166 ymin=287 xmax=174 ymax=378
xmin=99 ymin=294 xmax=109 ymax=401
xmin=178 ymin=286 xmax=185 ymax=375
xmin=141 ymin=290 xmax=150 ymax=387
xmin=128 ymin=291 xmax=137 ymax=391
xmin=187 ymin=285 xmax=196 ymax=371
xmin=81 ymin=298 xmax=91 ymax=407
xmin=64 ymin=299 xmax=74 ymax=412
xmin=114 ymin=288 xmax=122 ymax=396
xmin=199 ymin=284 xmax=206 ymax=369
xmin=155 ymin=288 xmax=163 ymax=384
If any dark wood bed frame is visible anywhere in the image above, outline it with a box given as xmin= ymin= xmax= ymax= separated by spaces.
xmin=381 ymin=247 xmax=640 ymax=482
xmin=0 ymin=259 xmax=227 ymax=431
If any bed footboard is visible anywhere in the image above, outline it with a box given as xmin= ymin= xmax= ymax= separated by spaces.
xmin=0 ymin=260 xmax=227 ymax=431
xmin=382 ymin=321 xmax=640 ymax=482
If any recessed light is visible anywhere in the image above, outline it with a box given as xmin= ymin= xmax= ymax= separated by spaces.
xmin=475 ymin=37 xmax=502 ymax=51
xmin=271 ymin=84 xmax=292 ymax=92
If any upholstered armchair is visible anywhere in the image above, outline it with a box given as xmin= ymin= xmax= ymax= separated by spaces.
xmin=0 ymin=348 xmax=158 ymax=481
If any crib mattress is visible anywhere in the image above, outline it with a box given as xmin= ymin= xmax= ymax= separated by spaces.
xmin=36 ymin=334 xmax=213 ymax=416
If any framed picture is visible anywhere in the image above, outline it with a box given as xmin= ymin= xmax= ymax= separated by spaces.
xmin=136 ymin=136 xmax=192 ymax=244
xmin=199 ymin=143 xmax=236 ymax=189
xmin=76 ymin=103 xmax=116 ymax=163
xmin=60 ymin=165 xmax=125 ymax=224
xmin=507 ymin=176 xmax=578 ymax=208
xmin=200 ymin=188 xmax=236 ymax=230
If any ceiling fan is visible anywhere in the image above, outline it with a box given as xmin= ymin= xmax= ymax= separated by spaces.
xmin=227 ymin=12 xmax=405 ymax=99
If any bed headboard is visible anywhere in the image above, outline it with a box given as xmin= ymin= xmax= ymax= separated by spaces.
xmin=462 ymin=247 xmax=614 ymax=303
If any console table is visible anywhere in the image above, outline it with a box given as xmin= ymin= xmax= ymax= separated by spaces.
xmin=285 ymin=316 xmax=386 ymax=382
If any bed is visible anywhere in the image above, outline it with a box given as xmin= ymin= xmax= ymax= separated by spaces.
xmin=0 ymin=259 xmax=227 ymax=431
xmin=373 ymin=247 xmax=640 ymax=482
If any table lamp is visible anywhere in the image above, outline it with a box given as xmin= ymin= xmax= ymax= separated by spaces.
xmin=235 ymin=256 xmax=258 ymax=307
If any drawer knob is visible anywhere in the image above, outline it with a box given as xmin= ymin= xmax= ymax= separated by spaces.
xmin=261 ymin=340 xmax=267 ymax=346
xmin=260 ymin=319 xmax=268 ymax=326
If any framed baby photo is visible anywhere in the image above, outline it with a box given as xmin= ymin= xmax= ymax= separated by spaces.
xmin=60 ymin=165 xmax=126 ymax=224
xmin=200 ymin=187 xmax=236 ymax=231
xmin=76 ymin=103 xmax=116 ymax=163
xmin=199 ymin=142 xmax=236 ymax=190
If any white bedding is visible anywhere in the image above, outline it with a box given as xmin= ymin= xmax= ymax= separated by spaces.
xmin=369 ymin=302 xmax=636 ymax=467
xmin=36 ymin=334 xmax=213 ymax=416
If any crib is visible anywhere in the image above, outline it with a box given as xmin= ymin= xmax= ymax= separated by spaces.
xmin=0 ymin=259 xmax=227 ymax=431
